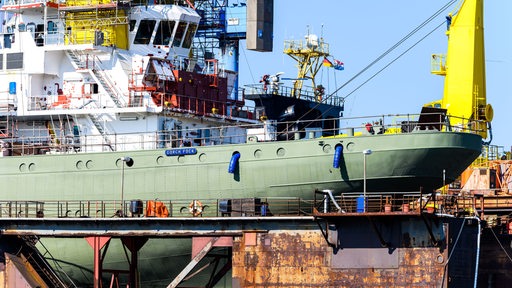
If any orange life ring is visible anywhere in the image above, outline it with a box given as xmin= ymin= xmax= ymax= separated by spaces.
xmin=188 ymin=200 xmax=203 ymax=217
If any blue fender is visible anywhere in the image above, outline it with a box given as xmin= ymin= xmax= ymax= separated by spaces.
xmin=228 ymin=152 xmax=241 ymax=173
xmin=333 ymin=145 xmax=343 ymax=168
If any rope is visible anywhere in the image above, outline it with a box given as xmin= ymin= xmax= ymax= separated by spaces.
xmin=441 ymin=217 xmax=468 ymax=287
xmin=445 ymin=218 xmax=467 ymax=264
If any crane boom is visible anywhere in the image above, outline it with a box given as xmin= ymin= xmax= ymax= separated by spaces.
xmin=427 ymin=0 xmax=492 ymax=140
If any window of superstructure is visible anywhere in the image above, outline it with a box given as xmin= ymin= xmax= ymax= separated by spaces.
xmin=26 ymin=23 xmax=36 ymax=39
xmin=134 ymin=19 xmax=156 ymax=45
xmin=182 ymin=23 xmax=197 ymax=49
xmin=47 ymin=21 xmax=56 ymax=34
xmin=35 ymin=24 xmax=44 ymax=46
xmin=0 ymin=55 xmax=4 ymax=70
xmin=6 ymin=53 xmax=23 ymax=69
xmin=172 ymin=22 xmax=187 ymax=47
xmin=129 ymin=20 xmax=136 ymax=32
xmin=154 ymin=20 xmax=176 ymax=45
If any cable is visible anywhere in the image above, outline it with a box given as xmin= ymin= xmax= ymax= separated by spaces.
xmin=291 ymin=19 xmax=446 ymax=134
xmin=489 ymin=226 xmax=512 ymax=263
xmin=344 ymin=20 xmax=446 ymax=103
xmin=441 ymin=217 xmax=468 ymax=287
xmin=286 ymin=0 xmax=457 ymax=129
xmin=329 ymin=0 xmax=457 ymax=102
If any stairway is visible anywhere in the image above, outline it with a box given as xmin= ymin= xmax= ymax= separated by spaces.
xmin=1 ymin=235 xmax=74 ymax=287
xmin=91 ymin=69 xmax=123 ymax=108
xmin=89 ymin=113 xmax=114 ymax=151
xmin=66 ymin=50 xmax=124 ymax=108
xmin=66 ymin=50 xmax=86 ymax=70
xmin=21 ymin=236 xmax=72 ymax=287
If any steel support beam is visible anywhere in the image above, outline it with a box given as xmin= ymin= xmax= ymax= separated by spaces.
xmin=85 ymin=236 xmax=111 ymax=288
xmin=167 ymin=236 xmax=232 ymax=288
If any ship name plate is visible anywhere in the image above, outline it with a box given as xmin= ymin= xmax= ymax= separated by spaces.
xmin=165 ymin=148 xmax=198 ymax=156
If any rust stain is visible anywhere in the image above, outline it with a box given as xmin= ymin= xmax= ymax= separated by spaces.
xmin=232 ymin=230 xmax=448 ymax=287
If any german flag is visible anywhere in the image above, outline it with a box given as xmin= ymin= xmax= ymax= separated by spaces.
xmin=322 ymin=58 xmax=333 ymax=67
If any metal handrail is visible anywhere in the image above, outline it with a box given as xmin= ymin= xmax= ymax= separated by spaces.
xmin=0 ymin=193 xmax=482 ymax=219
xmin=0 ymin=112 xmax=484 ymax=156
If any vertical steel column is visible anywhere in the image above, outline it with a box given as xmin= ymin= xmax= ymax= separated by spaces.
xmin=121 ymin=237 xmax=148 ymax=288
xmin=85 ymin=236 xmax=111 ymax=288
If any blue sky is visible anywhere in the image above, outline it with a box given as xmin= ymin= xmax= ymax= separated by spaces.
xmin=237 ymin=0 xmax=512 ymax=149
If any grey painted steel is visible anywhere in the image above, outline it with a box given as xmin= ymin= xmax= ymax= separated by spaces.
xmin=0 ymin=216 xmax=318 ymax=236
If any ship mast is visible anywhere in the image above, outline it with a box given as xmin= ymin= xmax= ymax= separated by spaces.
xmin=283 ymin=29 xmax=329 ymax=100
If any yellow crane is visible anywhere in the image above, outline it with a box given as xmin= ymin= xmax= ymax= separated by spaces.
xmin=426 ymin=0 xmax=493 ymax=140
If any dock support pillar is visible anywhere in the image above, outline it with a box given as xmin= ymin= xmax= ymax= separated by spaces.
xmin=85 ymin=236 xmax=111 ymax=288
xmin=121 ymin=237 xmax=148 ymax=288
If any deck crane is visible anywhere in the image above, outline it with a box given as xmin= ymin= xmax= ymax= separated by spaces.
xmin=427 ymin=0 xmax=493 ymax=141
xmin=192 ymin=0 xmax=249 ymax=104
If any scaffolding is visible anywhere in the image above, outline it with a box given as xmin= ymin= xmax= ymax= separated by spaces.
xmin=63 ymin=0 xmax=129 ymax=48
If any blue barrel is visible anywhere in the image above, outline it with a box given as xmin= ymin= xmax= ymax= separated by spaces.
xmin=129 ymin=199 xmax=143 ymax=216
xmin=356 ymin=195 xmax=366 ymax=213
xmin=260 ymin=203 xmax=268 ymax=216
xmin=9 ymin=82 xmax=16 ymax=94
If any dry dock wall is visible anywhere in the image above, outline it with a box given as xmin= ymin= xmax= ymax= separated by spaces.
xmin=232 ymin=230 xmax=446 ymax=287
xmin=232 ymin=217 xmax=478 ymax=287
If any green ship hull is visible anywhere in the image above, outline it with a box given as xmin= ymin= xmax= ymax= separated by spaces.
xmin=0 ymin=131 xmax=481 ymax=202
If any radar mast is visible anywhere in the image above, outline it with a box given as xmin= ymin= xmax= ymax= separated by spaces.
xmin=283 ymin=27 xmax=329 ymax=100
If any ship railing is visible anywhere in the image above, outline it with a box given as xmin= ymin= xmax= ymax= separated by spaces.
xmin=471 ymin=145 xmax=504 ymax=167
xmin=42 ymin=31 xmax=66 ymax=46
xmin=2 ymin=0 xmax=51 ymax=7
xmin=0 ymin=193 xmax=483 ymax=219
xmin=26 ymin=91 xmax=128 ymax=112
xmin=283 ymin=39 xmax=330 ymax=55
xmin=25 ymin=86 xmax=244 ymax=113
xmin=0 ymin=112 xmax=483 ymax=156
xmin=314 ymin=191 xmax=477 ymax=216
xmin=0 ymin=92 xmax=16 ymax=113
xmin=334 ymin=113 xmax=482 ymax=137
xmin=2 ymin=29 xmax=66 ymax=48
xmin=64 ymin=23 xmax=127 ymax=46
xmin=243 ymin=83 xmax=344 ymax=107
xmin=0 ymin=197 xmax=312 ymax=219
xmin=267 ymin=112 xmax=481 ymax=142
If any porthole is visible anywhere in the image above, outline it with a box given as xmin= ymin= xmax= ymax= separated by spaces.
xmin=276 ymin=148 xmax=286 ymax=157
xmin=346 ymin=142 xmax=355 ymax=152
